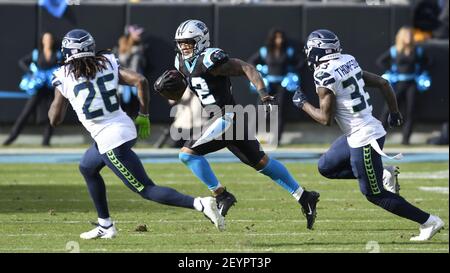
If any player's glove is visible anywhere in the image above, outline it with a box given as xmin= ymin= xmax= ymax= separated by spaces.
xmin=261 ymin=95 xmax=276 ymax=114
xmin=257 ymin=88 xmax=275 ymax=114
xmin=134 ymin=113 xmax=150 ymax=140
xmin=292 ymin=88 xmax=308 ymax=109
xmin=153 ymin=70 xmax=178 ymax=93
xmin=388 ymin=111 xmax=403 ymax=128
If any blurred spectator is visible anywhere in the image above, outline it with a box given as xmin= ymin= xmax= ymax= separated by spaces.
xmin=377 ymin=26 xmax=431 ymax=145
xmin=433 ymin=0 xmax=449 ymax=38
xmin=412 ymin=0 xmax=442 ymax=42
xmin=248 ymin=28 xmax=303 ymax=144
xmin=427 ymin=122 xmax=449 ymax=145
xmin=3 ymin=32 xmax=61 ymax=146
xmin=114 ymin=24 xmax=147 ymax=118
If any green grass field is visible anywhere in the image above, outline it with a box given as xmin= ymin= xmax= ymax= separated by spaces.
xmin=0 ymin=162 xmax=448 ymax=253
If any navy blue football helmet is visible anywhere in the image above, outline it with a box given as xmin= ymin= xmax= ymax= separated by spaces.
xmin=61 ymin=29 xmax=95 ymax=62
xmin=304 ymin=29 xmax=342 ymax=70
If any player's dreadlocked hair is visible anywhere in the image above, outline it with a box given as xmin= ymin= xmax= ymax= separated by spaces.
xmin=65 ymin=50 xmax=112 ymax=80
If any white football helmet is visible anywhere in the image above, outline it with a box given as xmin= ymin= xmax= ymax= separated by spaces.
xmin=175 ymin=19 xmax=210 ymax=59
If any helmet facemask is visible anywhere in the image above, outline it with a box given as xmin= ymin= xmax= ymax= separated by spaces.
xmin=61 ymin=29 xmax=96 ymax=63
xmin=176 ymin=37 xmax=199 ymax=60
xmin=304 ymin=29 xmax=342 ymax=70
xmin=174 ymin=20 xmax=210 ymax=60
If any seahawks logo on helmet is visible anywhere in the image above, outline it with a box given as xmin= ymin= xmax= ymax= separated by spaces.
xmin=304 ymin=29 xmax=342 ymax=70
xmin=61 ymin=29 xmax=96 ymax=63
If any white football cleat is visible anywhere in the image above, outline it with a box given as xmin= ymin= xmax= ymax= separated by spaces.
xmin=80 ymin=222 xmax=117 ymax=240
xmin=410 ymin=215 xmax=445 ymax=241
xmin=200 ymin=197 xmax=225 ymax=231
xmin=383 ymin=166 xmax=400 ymax=195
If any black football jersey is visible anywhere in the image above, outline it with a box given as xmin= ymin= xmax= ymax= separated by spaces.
xmin=175 ymin=48 xmax=235 ymax=109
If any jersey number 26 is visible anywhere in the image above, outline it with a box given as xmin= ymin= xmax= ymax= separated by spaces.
xmin=73 ymin=73 xmax=119 ymax=119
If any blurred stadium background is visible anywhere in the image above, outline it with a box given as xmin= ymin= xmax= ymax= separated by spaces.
xmin=0 ymin=0 xmax=448 ymax=253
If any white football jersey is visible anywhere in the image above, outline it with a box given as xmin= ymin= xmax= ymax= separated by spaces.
xmin=313 ymin=54 xmax=386 ymax=148
xmin=52 ymin=54 xmax=136 ymax=154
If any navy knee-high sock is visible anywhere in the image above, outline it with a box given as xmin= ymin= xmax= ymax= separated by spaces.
xmin=79 ymin=165 xmax=110 ymax=219
xmin=366 ymin=191 xmax=430 ymax=224
xmin=139 ymin=185 xmax=195 ymax=209
xmin=102 ymin=142 xmax=195 ymax=210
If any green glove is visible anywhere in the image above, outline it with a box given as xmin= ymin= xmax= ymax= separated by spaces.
xmin=134 ymin=114 xmax=150 ymax=140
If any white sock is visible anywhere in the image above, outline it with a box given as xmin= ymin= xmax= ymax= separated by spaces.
xmin=292 ymin=187 xmax=304 ymax=201
xmin=98 ymin=217 xmax=112 ymax=228
xmin=382 ymin=169 xmax=389 ymax=180
xmin=193 ymin=198 xmax=204 ymax=212
xmin=423 ymin=215 xmax=435 ymax=226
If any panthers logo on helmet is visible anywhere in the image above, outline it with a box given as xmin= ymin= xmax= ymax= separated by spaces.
xmin=195 ymin=22 xmax=208 ymax=35
xmin=175 ymin=19 xmax=211 ymax=59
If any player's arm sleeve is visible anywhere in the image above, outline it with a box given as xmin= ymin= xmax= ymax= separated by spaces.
xmin=313 ymin=69 xmax=337 ymax=94
xmin=203 ymin=48 xmax=229 ymax=72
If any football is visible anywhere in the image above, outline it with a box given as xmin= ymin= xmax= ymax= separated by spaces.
xmin=154 ymin=69 xmax=187 ymax=101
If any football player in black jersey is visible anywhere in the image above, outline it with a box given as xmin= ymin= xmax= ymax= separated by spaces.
xmin=157 ymin=20 xmax=320 ymax=229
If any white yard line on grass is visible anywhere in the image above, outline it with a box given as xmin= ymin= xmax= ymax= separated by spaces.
xmin=419 ymin=187 xmax=449 ymax=194
xmin=0 ymin=247 xmax=446 ymax=252
xmin=0 ymin=219 xmax=447 ymax=224
xmin=400 ymin=170 xmax=449 ymax=179
xmin=0 ymin=197 xmax=448 ymax=202
xmin=4 ymin=231 xmax=448 ymax=237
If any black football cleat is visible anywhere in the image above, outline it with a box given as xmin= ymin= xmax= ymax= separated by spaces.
xmin=299 ymin=191 xmax=320 ymax=230
xmin=216 ymin=189 xmax=237 ymax=217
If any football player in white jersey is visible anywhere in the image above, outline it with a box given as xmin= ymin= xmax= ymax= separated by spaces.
xmin=292 ymin=29 xmax=444 ymax=241
xmin=48 ymin=29 xmax=224 ymax=239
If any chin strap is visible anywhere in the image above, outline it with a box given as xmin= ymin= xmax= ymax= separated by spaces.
xmin=319 ymin=53 xmax=341 ymax=62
